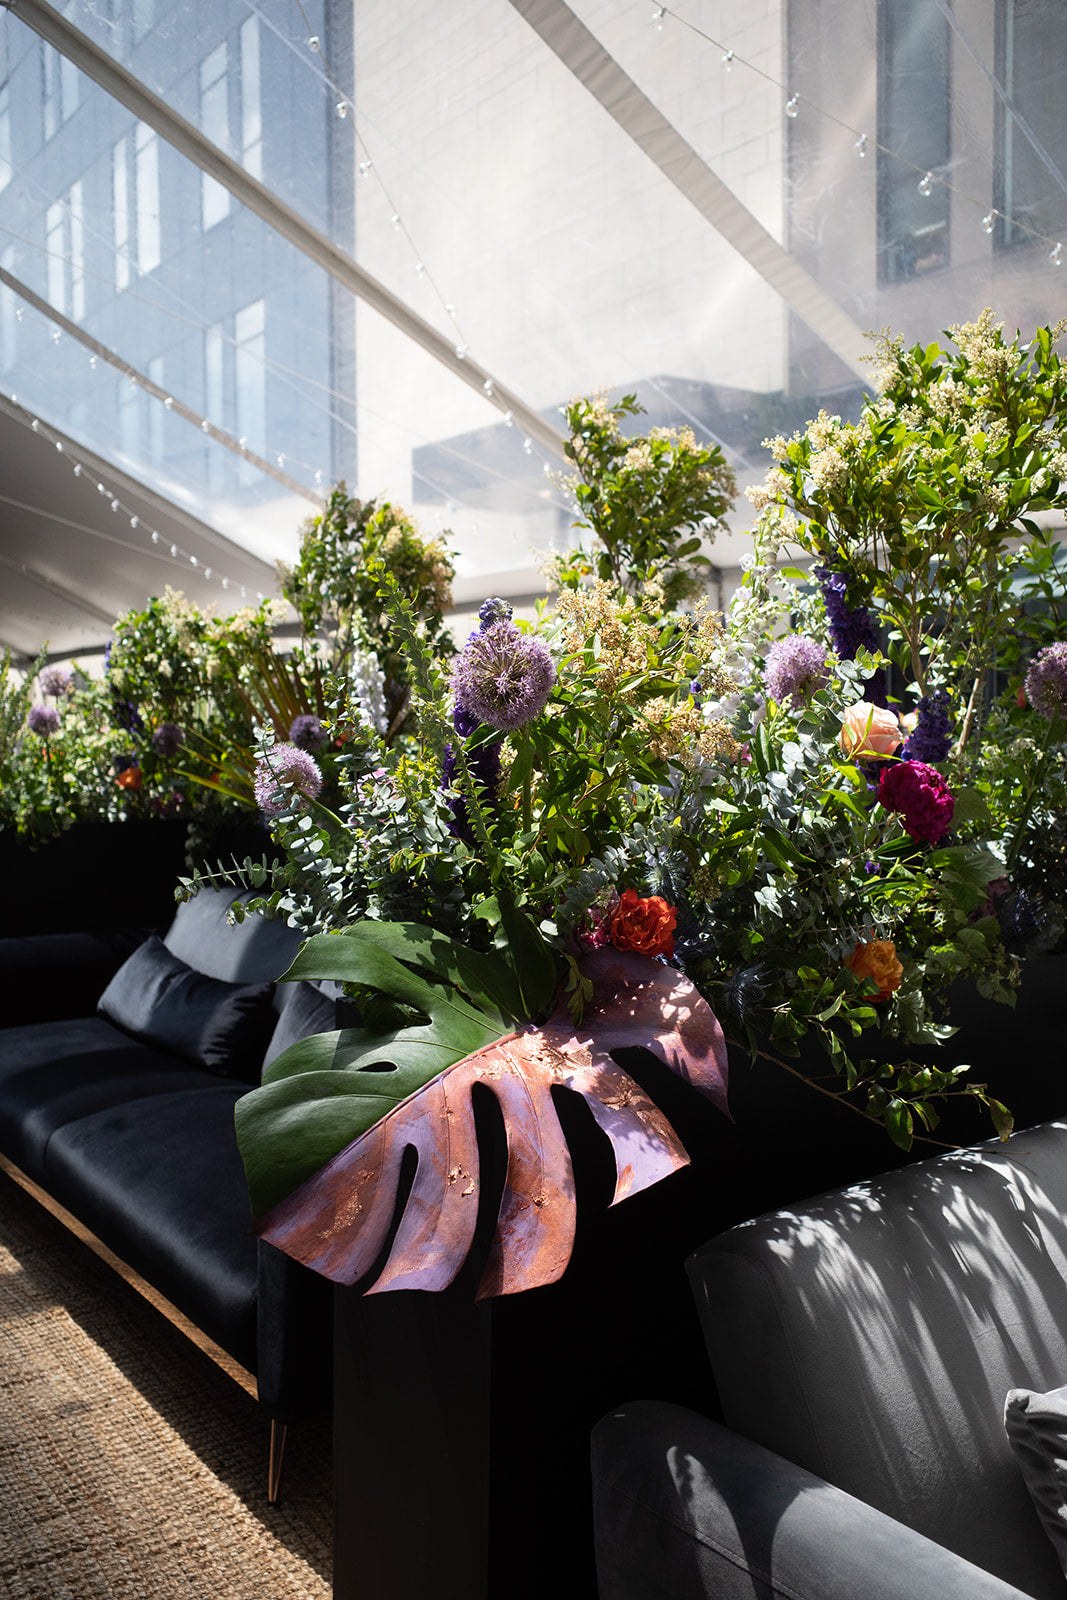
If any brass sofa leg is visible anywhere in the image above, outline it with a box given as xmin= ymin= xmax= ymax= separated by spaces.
xmin=268 ymin=1419 xmax=287 ymax=1504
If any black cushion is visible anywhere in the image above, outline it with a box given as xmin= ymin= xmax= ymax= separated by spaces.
xmin=0 ymin=1016 xmax=216 ymax=1185
xmin=44 ymin=1085 xmax=259 ymax=1370
xmin=98 ymin=935 xmax=276 ymax=1083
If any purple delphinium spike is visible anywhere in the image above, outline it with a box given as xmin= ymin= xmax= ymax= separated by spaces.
xmin=814 ymin=563 xmax=887 ymax=707
xmin=901 ymin=688 xmax=953 ymax=762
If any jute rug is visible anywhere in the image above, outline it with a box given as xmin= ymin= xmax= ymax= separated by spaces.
xmin=0 ymin=1172 xmax=332 ymax=1599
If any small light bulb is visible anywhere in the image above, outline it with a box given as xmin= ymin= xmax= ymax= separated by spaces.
xmin=129 ymin=375 xmax=138 ymax=388
xmin=276 ymin=453 xmax=286 ymax=468
xmin=97 ymin=482 xmax=106 ymax=494
xmin=307 ymin=35 xmax=319 ymax=50
xmin=918 ymin=172 xmax=933 ymax=196
xmin=163 ymin=396 xmax=173 ymax=409
xmin=314 ymin=470 xmax=324 ymax=486
xmin=721 ymin=49 xmax=734 ymax=70
xmin=190 ymin=555 xmax=198 ymax=567
xmin=221 ymin=577 xmax=229 ymax=589
xmin=110 ymin=497 xmax=119 ymax=511
xmin=73 ymin=463 xmax=82 ymax=476
xmin=455 ymin=343 xmax=469 ymax=359
xmin=358 ymin=160 xmax=372 ymax=177
xmin=30 ymin=418 xmax=39 ymax=431
xmin=51 ymin=328 xmax=61 ymax=343
xmin=390 ymin=214 xmax=401 ymax=229
xmin=652 ymin=4 xmax=665 ymax=26
xmin=854 ymin=133 xmax=868 ymax=158
xmin=503 ymin=410 xmax=514 ymax=427
xmin=523 ymin=437 xmax=533 ymax=454
xmin=414 ymin=261 xmax=425 ymax=275
xmin=201 ymin=418 xmax=210 ymax=432
xmin=55 ymin=440 xmax=63 ymax=452
xmin=785 ymin=93 xmax=799 ymax=118
xmin=170 ymin=544 xmax=178 ymax=558
xmin=14 ymin=305 xmax=23 ymax=321
xmin=982 ymin=210 xmax=996 ymax=234
xmin=483 ymin=378 xmax=494 ymax=396
xmin=336 ymin=101 xmax=348 ymax=119
xmin=204 ymin=567 xmax=212 ymax=579
xmin=1051 ymin=242 xmax=1064 ymax=266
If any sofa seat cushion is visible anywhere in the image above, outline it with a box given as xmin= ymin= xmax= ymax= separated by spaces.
xmin=0 ymin=1018 xmax=216 ymax=1185
xmin=44 ymin=1084 xmax=259 ymax=1371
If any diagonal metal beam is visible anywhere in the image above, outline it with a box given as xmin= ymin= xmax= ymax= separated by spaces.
xmin=0 ymin=264 xmax=321 ymax=503
xmin=3 ymin=0 xmax=566 ymax=460
xmin=507 ymin=0 xmax=871 ymax=385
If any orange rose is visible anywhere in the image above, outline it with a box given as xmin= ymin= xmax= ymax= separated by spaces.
xmin=115 ymin=766 xmax=142 ymax=791
xmin=839 ymin=701 xmax=902 ymax=759
xmin=847 ymin=939 xmax=903 ymax=1003
xmin=610 ymin=889 xmax=677 ymax=959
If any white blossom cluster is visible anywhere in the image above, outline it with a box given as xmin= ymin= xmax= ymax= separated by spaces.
xmin=350 ymin=647 xmax=388 ymax=735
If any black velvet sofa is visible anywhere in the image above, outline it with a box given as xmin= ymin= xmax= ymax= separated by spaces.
xmin=0 ymin=886 xmax=335 ymax=1498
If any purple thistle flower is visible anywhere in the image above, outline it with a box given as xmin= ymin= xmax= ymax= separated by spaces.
xmin=1025 ymin=642 xmax=1067 ymax=722
xmin=253 ymin=742 xmax=324 ymax=817
xmin=27 ymin=704 xmax=60 ymax=737
xmin=763 ymin=635 xmax=829 ymax=707
xmin=289 ymin=713 xmax=327 ymax=753
xmin=39 ymin=663 xmax=74 ymax=696
xmin=901 ymin=687 xmax=953 ymax=762
xmin=451 ymin=619 xmax=555 ymax=733
xmin=151 ymin=722 xmax=185 ymax=756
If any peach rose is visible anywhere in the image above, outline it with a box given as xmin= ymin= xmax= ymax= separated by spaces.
xmin=115 ymin=766 xmax=142 ymax=791
xmin=847 ymin=939 xmax=903 ymax=1003
xmin=610 ymin=889 xmax=677 ymax=959
xmin=838 ymin=701 xmax=902 ymax=759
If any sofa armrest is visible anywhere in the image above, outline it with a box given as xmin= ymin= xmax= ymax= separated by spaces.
xmin=591 ymin=1402 xmax=1032 ymax=1600
xmin=0 ymin=928 xmax=151 ymax=1026
xmin=255 ymin=1239 xmax=334 ymax=1424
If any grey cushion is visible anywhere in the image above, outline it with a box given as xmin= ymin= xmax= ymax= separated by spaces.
xmin=164 ymin=888 xmax=302 ymax=989
xmin=262 ymin=981 xmax=338 ymax=1073
xmin=1006 ymin=1384 xmax=1067 ymax=1578
xmin=687 ymin=1122 xmax=1067 ymax=1600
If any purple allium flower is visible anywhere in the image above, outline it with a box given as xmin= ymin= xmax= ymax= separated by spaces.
xmin=763 ymin=635 xmax=829 ymax=707
xmin=151 ymin=722 xmax=185 ymax=756
xmin=901 ymin=687 xmax=953 ymax=763
xmin=877 ymin=760 xmax=955 ymax=845
xmin=253 ymin=742 xmax=324 ymax=817
xmin=451 ymin=619 xmax=556 ymax=733
xmin=39 ymin=663 xmax=74 ymax=696
xmin=478 ymin=596 xmax=513 ymax=630
xmin=1024 ymin=642 xmax=1067 ymax=722
xmin=27 ymin=704 xmax=60 ymax=737
xmin=289 ymin=713 xmax=327 ymax=753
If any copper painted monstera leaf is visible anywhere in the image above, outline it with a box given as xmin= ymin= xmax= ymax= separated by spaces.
xmin=236 ymin=924 xmax=728 ymax=1298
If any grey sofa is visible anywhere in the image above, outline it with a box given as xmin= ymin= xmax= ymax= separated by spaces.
xmin=592 ymin=1121 xmax=1067 ymax=1599
xmin=0 ymin=886 xmax=335 ymax=1497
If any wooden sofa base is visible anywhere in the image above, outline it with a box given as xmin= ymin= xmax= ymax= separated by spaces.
xmin=0 ymin=1153 xmax=288 ymax=1502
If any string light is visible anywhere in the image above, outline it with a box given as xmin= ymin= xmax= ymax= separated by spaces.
xmin=1051 ymin=242 xmax=1063 ymax=266
xmin=854 ymin=133 xmax=868 ymax=158
xmin=983 ymin=210 xmax=997 ymax=234
xmin=306 ymin=35 xmax=319 ymax=50
xmin=336 ymin=101 xmax=348 ymax=119
xmin=918 ymin=172 xmax=934 ymax=196
xmin=785 ymin=93 xmax=799 ymax=118
xmin=652 ymin=5 xmax=665 ymax=27
xmin=721 ymin=49 xmax=734 ymax=70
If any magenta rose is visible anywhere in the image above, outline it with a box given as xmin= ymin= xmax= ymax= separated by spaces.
xmin=877 ymin=760 xmax=955 ymax=845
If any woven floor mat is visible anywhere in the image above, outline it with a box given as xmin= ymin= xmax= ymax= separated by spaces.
xmin=0 ymin=1173 xmax=331 ymax=1599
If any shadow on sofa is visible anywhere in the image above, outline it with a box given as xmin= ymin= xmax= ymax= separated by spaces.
xmin=592 ymin=1121 xmax=1067 ymax=1599
xmin=0 ymin=886 xmax=335 ymax=1500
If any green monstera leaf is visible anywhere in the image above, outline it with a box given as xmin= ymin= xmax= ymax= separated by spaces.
xmin=236 ymin=924 xmax=522 ymax=1217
